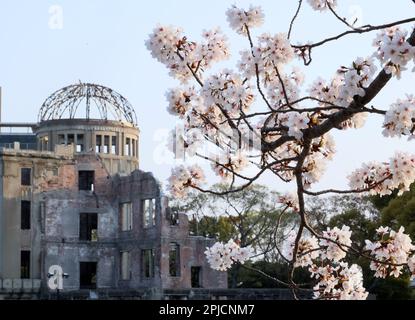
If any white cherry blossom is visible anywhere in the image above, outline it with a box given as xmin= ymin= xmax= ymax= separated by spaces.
xmin=205 ymin=240 xmax=254 ymax=271
xmin=307 ymin=0 xmax=338 ymax=12
xmin=319 ymin=226 xmax=352 ymax=262
xmin=226 ymin=5 xmax=264 ymax=35
xmin=148 ymin=4 xmax=415 ymax=299
xmin=310 ymin=262 xmax=368 ymax=300
xmin=277 ymin=192 xmax=299 ymax=212
xmin=285 ymin=112 xmax=310 ymax=140
xmin=201 ymin=70 xmax=255 ymax=117
xmin=146 ymin=25 xmax=229 ymax=83
xmin=168 ymin=165 xmax=205 ymax=198
xmin=365 ymin=226 xmax=415 ymax=278
xmin=285 ymin=232 xmax=320 ymax=267
xmin=348 ymin=152 xmax=415 ymax=196
xmin=383 ymin=95 xmax=415 ymax=139
xmin=373 ymin=26 xmax=415 ymax=77
xmin=211 ymin=152 xmax=249 ymax=181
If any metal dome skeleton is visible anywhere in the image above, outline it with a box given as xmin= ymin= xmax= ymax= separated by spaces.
xmin=38 ymin=83 xmax=138 ymax=126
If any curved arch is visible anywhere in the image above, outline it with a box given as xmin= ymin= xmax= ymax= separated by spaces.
xmin=38 ymin=83 xmax=138 ymax=126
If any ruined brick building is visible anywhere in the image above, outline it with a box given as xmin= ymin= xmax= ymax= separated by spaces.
xmin=0 ymin=83 xmax=227 ymax=299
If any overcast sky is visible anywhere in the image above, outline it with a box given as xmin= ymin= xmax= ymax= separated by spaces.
xmin=1 ymin=0 xmax=415 ymax=194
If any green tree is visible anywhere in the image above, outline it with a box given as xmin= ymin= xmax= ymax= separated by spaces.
xmin=380 ymin=184 xmax=415 ymax=237
xmin=328 ymin=208 xmax=379 ymax=250
xmin=171 ymin=184 xmax=295 ymax=287
xmin=323 ymin=198 xmax=414 ymax=299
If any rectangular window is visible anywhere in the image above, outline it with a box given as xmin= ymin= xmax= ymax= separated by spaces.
xmin=95 ymin=135 xmax=102 ymax=153
xmin=120 ymin=202 xmax=133 ymax=231
xmin=78 ymin=171 xmax=94 ymax=191
xmin=169 ymin=243 xmax=181 ymax=277
xmin=58 ymin=134 xmax=65 ymax=145
xmin=143 ymin=199 xmax=156 ymax=228
xmin=105 ymin=135 xmax=111 ymax=154
xmin=168 ymin=208 xmax=179 ymax=226
xmin=21 ymin=168 xmax=31 ymax=186
xmin=103 ymin=135 xmax=110 ymax=154
xmin=41 ymin=136 xmax=49 ymax=151
xmin=76 ymin=134 xmax=84 ymax=152
xmin=191 ymin=267 xmax=202 ymax=288
xmin=141 ymin=249 xmax=154 ymax=278
xmin=67 ymin=134 xmax=75 ymax=145
xmin=111 ymin=136 xmax=117 ymax=154
xmin=120 ymin=251 xmax=131 ymax=280
xmin=21 ymin=251 xmax=30 ymax=279
xmin=21 ymin=200 xmax=31 ymax=230
xmin=79 ymin=213 xmax=98 ymax=241
xmin=80 ymin=262 xmax=97 ymax=289
xmin=125 ymin=138 xmax=131 ymax=156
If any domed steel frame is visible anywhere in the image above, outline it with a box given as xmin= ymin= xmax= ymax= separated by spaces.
xmin=38 ymin=83 xmax=138 ymax=126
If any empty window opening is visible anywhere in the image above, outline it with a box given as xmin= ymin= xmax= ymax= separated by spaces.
xmin=76 ymin=134 xmax=84 ymax=152
xmin=95 ymin=135 xmax=102 ymax=153
xmin=80 ymin=262 xmax=97 ymax=289
xmin=143 ymin=199 xmax=156 ymax=228
xmin=167 ymin=208 xmax=179 ymax=226
xmin=120 ymin=202 xmax=133 ymax=231
xmin=21 ymin=251 xmax=30 ymax=279
xmin=67 ymin=134 xmax=75 ymax=146
xmin=120 ymin=251 xmax=131 ymax=280
xmin=191 ymin=267 xmax=202 ymax=288
xmin=79 ymin=171 xmax=94 ymax=191
xmin=169 ymin=243 xmax=181 ymax=277
xmin=21 ymin=168 xmax=32 ymax=186
xmin=132 ymin=139 xmax=136 ymax=157
xmin=125 ymin=138 xmax=131 ymax=156
xmin=79 ymin=213 xmax=98 ymax=241
xmin=104 ymin=135 xmax=110 ymax=154
xmin=41 ymin=136 xmax=49 ymax=151
xmin=21 ymin=200 xmax=31 ymax=230
xmin=141 ymin=249 xmax=154 ymax=278
xmin=58 ymin=134 xmax=66 ymax=145
xmin=111 ymin=136 xmax=117 ymax=154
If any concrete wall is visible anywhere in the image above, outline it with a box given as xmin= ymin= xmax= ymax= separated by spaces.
xmin=0 ymin=119 xmax=227 ymax=296
xmin=34 ymin=119 xmax=139 ymax=176
xmin=0 ymin=146 xmax=74 ymax=281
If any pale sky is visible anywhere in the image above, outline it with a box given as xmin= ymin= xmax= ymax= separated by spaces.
xmin=1 ymin=0 xmax=415 ymax=194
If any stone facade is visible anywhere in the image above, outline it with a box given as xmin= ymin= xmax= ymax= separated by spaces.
xmin=0 ymin=117 xmax=227 ymax=299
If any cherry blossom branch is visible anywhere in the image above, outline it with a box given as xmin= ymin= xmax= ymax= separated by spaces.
xmin=288 ymin=0 xmax=304 ymax=39
xmin=292 ymin=17 xmax=415 ymax=65
xmin=361 ymin=106 xmax=387 ymax=115
xmin=327 ymin=2 xmax=358 ymax=31
xmin=240 ymin=264 xmax=308 ymax=289
xmin=227 ymin=96 xmax=346 ymax=122
xmin=288 ymin=140 xmax=312 ymax=298
xmin=293 ymin=17 xmax=415 ymax=50
xmin=147 ymin=5 xmax=415 ymax=300
xmin=190 ymin=158 xmax=296 ymax=196
xmin=303 ymin=222 xmax=408 ymax=267
xmin=303 ymin=174 xmax=392 ymax=196
xmin=264 ymin=28 xmax=415 ymax=153
xmin=245 ymin=25 xmax=275 ymax=112
xmin=272 ymin=61 xmax=294 ymax=110
xmin=273 ymin=209 xmax=293 ymax=264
